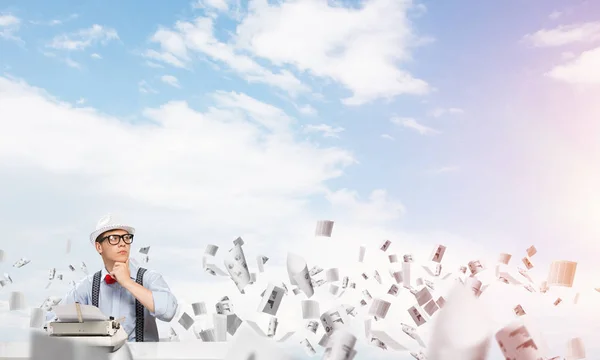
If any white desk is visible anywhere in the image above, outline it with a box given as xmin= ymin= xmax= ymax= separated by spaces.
xmin=0 ymin=342 xmax=229 ymax=360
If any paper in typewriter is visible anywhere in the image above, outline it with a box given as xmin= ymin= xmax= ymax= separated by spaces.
xmin=52 ymin=304 xmax=108 ymax=322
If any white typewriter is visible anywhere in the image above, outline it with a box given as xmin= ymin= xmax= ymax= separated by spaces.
xmin=46 ymin=303 xmax=128 ymax=353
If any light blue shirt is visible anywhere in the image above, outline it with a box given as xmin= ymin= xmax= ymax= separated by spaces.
xmin=48 ymin=261 xmax=177 ymax=342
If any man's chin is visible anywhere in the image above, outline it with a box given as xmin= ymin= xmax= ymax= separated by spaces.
xmin=115 ymin=254 xmax=129 ymax=261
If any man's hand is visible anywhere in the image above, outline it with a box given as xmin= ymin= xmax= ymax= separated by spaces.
xmin=111 ymin=259 xmax=132 ymax=285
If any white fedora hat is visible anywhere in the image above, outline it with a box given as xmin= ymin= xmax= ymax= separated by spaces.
xmin=89 ymin=214 xmax=135 ymax=245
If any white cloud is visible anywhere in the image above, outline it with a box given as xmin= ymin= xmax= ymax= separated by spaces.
xmin=30 ymin=19 xmax=62 ymax=26
xmin=391 ymin=116 xmax=438 ymax=135
xmin=193 ymin=0 xmax=230 ymax=11
xmin=0 ymin=14 xmax=22 ymax=43
xmin=48 ymin=24 xmax=119 ymax=50
xmin=546 ymin=46 xmax=600 ymax=84
xmin=548 ymin=10 xmax=562 ymax=20
xmin=523 ymin=22 xmax=600 ymax=47
xmin=138 ymin=80 xmax=158 ymax=94
xmin=380 ymin=133 xmax=394 ymax=140
xmin=234 ymin=0 xmax=431 ymax=105
xmin=145 ymin=61 xmax=164 ymax=68
xmin=296 ymin=104 xmax=317 ymax=116
xmin=160 ymin=75 xmax=181 ymax=88
xmin=428 ymin=107 xmax=464 ymax=118
xmin=64 ymin=58 xmax=81 ymax=69
xmin=303 ymin=124 xmax=345 ymax=138
xmin=0 ymin=14 xmax=20 ymax=27
xmin=145 ymin=19 xmax=308 ymax=95
xmin=76 ymin=97 xmax=86 ymax=105
xmin=0 ymin=76 xmax=354 ymax=218
xmin=90 ymin=53 xmax=102 ymax=59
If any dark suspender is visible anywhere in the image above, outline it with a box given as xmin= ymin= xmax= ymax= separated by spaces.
xmin=134 ymin=268 xmax=147 ymax=342
xmin=92 ymin=267 xmax=147 ymax=342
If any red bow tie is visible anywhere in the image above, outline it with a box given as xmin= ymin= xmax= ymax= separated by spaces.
xmin=104 ymin=274 xmax=117 ymax=284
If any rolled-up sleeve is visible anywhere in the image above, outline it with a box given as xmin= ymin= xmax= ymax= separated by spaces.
xmin=145 ymin=271 xmax=177 ymax=322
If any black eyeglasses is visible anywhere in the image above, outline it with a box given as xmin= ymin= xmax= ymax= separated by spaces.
xmin=98 ymin=234 xmax=134 ymax=245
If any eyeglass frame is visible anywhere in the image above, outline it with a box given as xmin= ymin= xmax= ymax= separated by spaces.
xmin=96 ymin=233 xmax=134 ymax=245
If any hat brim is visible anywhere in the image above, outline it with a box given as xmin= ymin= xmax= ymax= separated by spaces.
xmin=90 ymin=225 xmax=136 ymax=245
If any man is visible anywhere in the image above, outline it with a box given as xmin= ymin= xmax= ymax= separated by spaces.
xmin=56 ymin=214 xmax=177 ymax=342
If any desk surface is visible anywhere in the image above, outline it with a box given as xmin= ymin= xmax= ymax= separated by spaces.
xmin=0 ymin=342 xmax=229 ymax=360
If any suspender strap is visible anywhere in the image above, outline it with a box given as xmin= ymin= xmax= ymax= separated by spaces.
xmin=135 ymin=267 xmax=147 ymax=343
xmin=92 ymin=271 xmax=101 ymax=307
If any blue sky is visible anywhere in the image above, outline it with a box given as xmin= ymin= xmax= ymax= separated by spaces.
xmin=1 ymin=0 xmax=599 ymax=359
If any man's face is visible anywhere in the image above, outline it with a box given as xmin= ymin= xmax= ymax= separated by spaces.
xmin=95 ymin=229 xmax=131 ymax=263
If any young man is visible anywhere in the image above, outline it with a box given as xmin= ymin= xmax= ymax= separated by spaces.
xmin=57 ymin=214 xmax=178 ymax=342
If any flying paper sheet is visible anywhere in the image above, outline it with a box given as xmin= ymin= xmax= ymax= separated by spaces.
xmin=380 ymin=239 xmax=391 ymax=251
xmin=513 ymin=304 xmax=526 ymax=316
xmin=258 ymin=282 xmax=285 ymax=316
xmin=300 ymin=300 xmax=321 ymax=319
xmin=9 ymin=291 xmax=26 ymax=311
xmin=427 ymin=284 xmax=492 ymax=360
xmin=468 ymin=260 xmax=485 ymax=275
xmin=320 ymin=306 xmax=350 ymax=335
xmin=498 ymin=253 xmax=512 ymax=265
xmin=267 ymin=317 xmax=278 ymax=338
xmin=192 ymin=302 xmax=207 ymax=316
xmin=325 ymin=268 xmax=340 ymax=282
xmin=30 ymin=308 xmax=45 ymax=328
xmin=306 ymin=320 xmax=319 ymax=333
xmin=547 ymin=260 xmax=577 ymax=287
xmin=495 ymin=319 xmax=549 ymax=360
xmin=13 ymin=258 xmax=30 ymax=268
xmin=368 ymin=299 xmax=391 ymax=319
xmin=315 ymin=220 xmax=334 ymax=237
xmin=322 ymin=330 xmax=356 ymax=360
xmin=256 ymin=255 xmax=268 ymax=273
xmin=408 ymin=306 xmax=426 ymax=327
xmin=567 ymin=337 xmax=586 ymax=360
xmin=287 ymin=252 xmax=314 ymax=298
xmin=301 ymin=338 xmax=317 ymax=355
xmin=216 ymin=296 xmax=234 ymax=315
xmin=521 ymin=256 xmax=534 ymax=270
xmin=358 ymin=246 xmax=366 ymax=263
xmin=423 ymin=299 xmax=440 ymax=316
xmin=178 ymin=312 xmax=194 ymax=330
xmin=430 ymin=244 xmax=446 ymax=263
xmin=213 ymin=313 xmax=228 ymax=341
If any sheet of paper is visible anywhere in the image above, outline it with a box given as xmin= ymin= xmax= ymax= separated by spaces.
xmin=547 ymin=260 xmax=577 ymax=287
xmin=325 ymin=268 xmax=340 ymax=282
xmin=192 ymin=302 xmax=207 ymax=316
xmin=287 ymin=252 xmax=314 ymax=298
xmin=368 ymin=299 xmax=391 ymax=319
xmin=257 ymin=282 xmax=285 ymax=316
xmin=495 ymin=319 xmax=549 ymax=360
xmin=315 ymin=220 xmax=334 ymax=237
xmin=302 ymin=299 xmax=321 ymax=319
xmin=52 ymin=304 xmax=108 ymax=322
xmin=430 ymin=244 xmax=446 ymax=263
xmin=178 ymin=312 xmax=194 ymax=330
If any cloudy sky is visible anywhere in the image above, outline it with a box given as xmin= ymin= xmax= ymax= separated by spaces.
xmin=0 ymin=0 xmax=599 ymax=359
